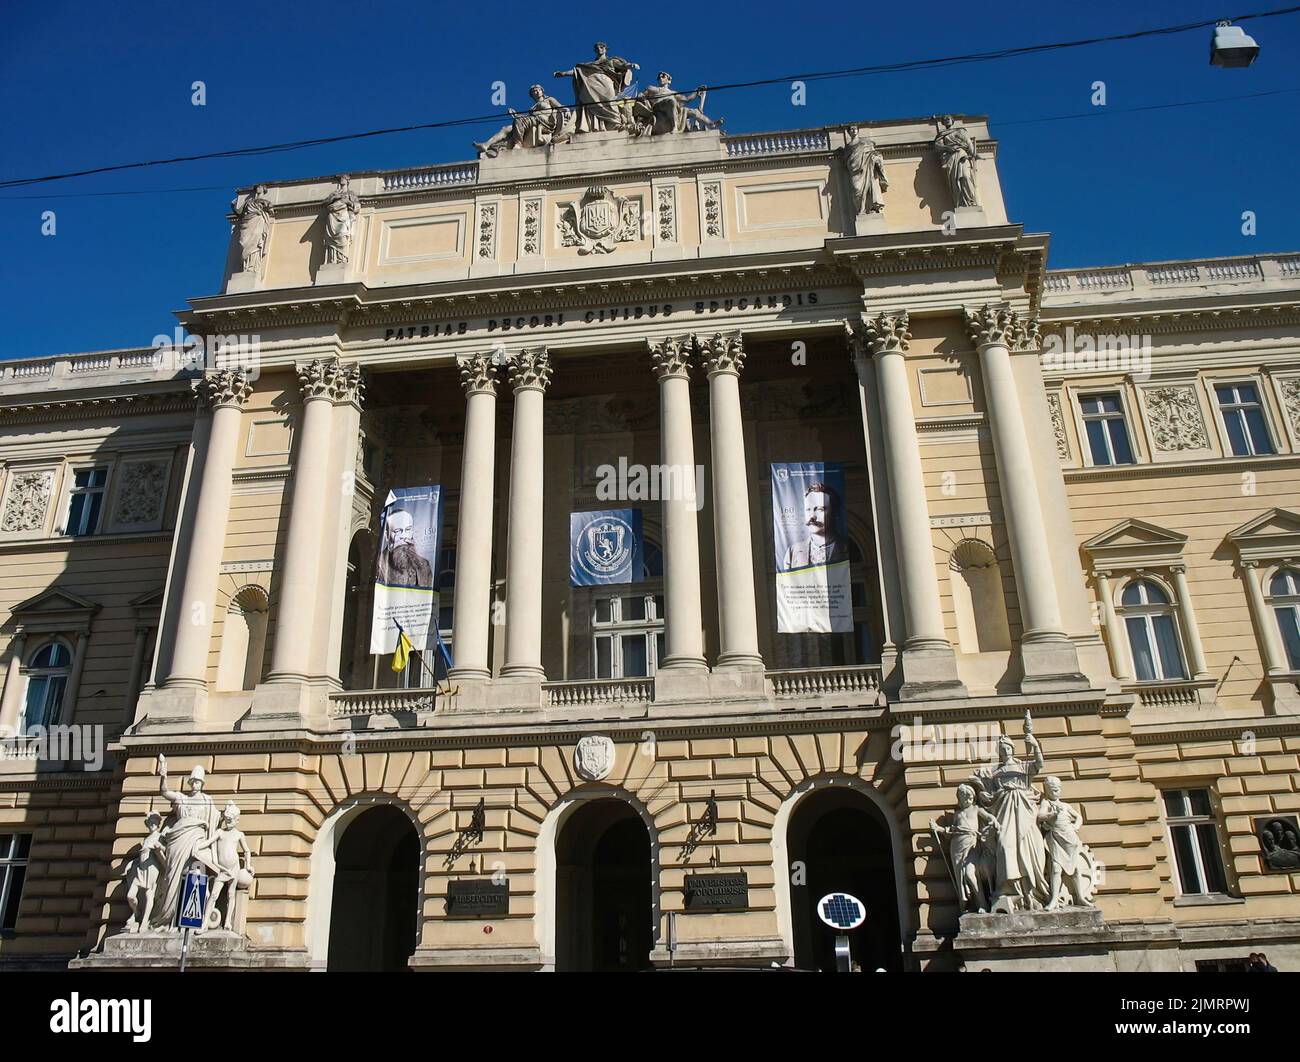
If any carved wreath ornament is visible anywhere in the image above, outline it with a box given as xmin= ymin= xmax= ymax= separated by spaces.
xmin=558 ymin=186 xmax=640 ymax=255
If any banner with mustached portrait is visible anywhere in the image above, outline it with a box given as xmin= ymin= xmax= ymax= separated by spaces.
xmin=370 ymin=486 xmax=444 ymax=654
xmin=771 ymin=462 xmax=852 ymax=633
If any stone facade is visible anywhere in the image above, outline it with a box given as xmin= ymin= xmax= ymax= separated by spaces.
xmin=1 ymin=104 xmax=1298 ymax=972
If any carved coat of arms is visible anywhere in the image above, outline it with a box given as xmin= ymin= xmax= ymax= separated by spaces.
xmin=574 ymin=735 xmax=616 ymax=781
xmin=558 ymin=186 xmax=640 ymax=255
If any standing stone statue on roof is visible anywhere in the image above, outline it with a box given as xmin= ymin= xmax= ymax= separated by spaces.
xmin=233 ymin=184 xmax=274 ymax=274
xmin=932 ymin=115 xmax=980 ymax=209
xmin=322 ymin=175 xmax=360 ymax=265
xmin=838 ymin=125 xmax=889 ymax=215
xmin=554 ymin=41 xmax=640 ymax=132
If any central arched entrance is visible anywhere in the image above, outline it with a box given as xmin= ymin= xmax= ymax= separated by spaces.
xmin=326 ymin=804 xmax=421 ymax=971
xmin=554 ymin=799 xmax=654 ymax=971
xmin=786 ymin=787 xmax=903 ymax=971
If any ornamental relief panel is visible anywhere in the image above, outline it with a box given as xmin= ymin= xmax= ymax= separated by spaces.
xmin=1046 ymin=392 xmax=1070 ymax=458
xmin=1 ymin=468 xmax=55 ymax=533
xmin=113 ymin=460 xmax=170 ymax=528
xmin=1142 ymin=385 xmax=1210 ymax=452
xmin=1278 ymin=376 xmax=1300 ymax=440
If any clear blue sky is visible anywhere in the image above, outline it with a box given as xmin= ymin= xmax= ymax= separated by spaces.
xmin=2 ymin=0 xmax=1297 ymax=358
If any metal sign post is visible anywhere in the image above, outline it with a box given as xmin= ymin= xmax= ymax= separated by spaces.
xmin=816 ymin=892 xmax=866 ymax=973
xmin=178 ymin=861 xmax=208 ymax=973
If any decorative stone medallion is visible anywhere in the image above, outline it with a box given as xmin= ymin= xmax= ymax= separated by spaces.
xmin=558 ymin=187 xmax=640 ymax=255
xmin=1254 ymin=814 xmax=1300 ymax=872
xmin=574 ymin=735 xmax=616 ymax=782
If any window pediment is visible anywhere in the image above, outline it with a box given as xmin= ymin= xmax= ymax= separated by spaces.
xmin=10 ymin=587 xmax=101 ymax=634
xmin=1225 ymin=507 xmax=1300 ymax=564
xmin=1082 ymin=518 xmax=1187 ymax=573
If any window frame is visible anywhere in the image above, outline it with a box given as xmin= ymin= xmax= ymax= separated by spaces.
xmin=1077 ymin=390 xmax=1136 ymax=467
xmin=1267 ymin=566 xmax=1300 ymax=673
xmin=1161 ymin=788 xmax=1231 ymax=898
xmin=1210 ymin=378 xmax=1276 ymax=458
xmin=0 ymin=832 xmax=32 ymax=935
xmin=58 ymin=461 xmax=112 ymax=538
xmin=592 ymin=590 xmax=666 ymax=680
xmin=20 ymin=637 xmax=73 ymax=731
xmin=1118 ymin=577 xmax=1189 ymax=683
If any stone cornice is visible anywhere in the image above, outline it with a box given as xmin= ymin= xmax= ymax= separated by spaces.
xmin=0 ymin=392 xmax=197 ymax=426
xmin=1063 ymin=452 xmax=1300 ymax=483
xmin=1040 ymin=301 xmax=1300 ymax=335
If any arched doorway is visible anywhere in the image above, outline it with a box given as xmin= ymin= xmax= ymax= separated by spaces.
xmin=326 ymin=805 xmax=421 ymax=971
xmin=554 ymin=799 xmax=654 ymax=971
xmin=786 ymin=787 xmax=902 ymax=971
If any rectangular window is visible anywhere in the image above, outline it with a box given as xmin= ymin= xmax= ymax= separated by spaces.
xmin=1079 ymin=393 xmax=1134 ymax=466
xmin=0 ymin=833 xmax=32 ymax=933
xmin=1162 ymin=788 xmax=1229 ymax=896
xmin=592 ymin=593 xmax=664 ymax=679
xmin=1215 ymin=383 xmax=1274 ymax=457
xmin=65 ymin=467 xmax=109 ymax=536
xmin=1275 ymin=605 xmax=1300 ymax=671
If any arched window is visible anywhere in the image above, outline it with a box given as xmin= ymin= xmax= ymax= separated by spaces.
xmin=216 ymin=587 xmax=269 ymax=691
xmin=1120 ymin=579 xmax=1187 ymax=682
xmin=21 ymin=640 xmax=71 ymax=731
xmin=1268 ymin=568 xmax=1300 ymax=671
xmin=949 ymin=540 xmax=1012 ymax=653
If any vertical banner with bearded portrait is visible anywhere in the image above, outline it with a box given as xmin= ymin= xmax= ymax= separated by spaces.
xmin=369 ymin=486 xmax=444 ymax=654
xmin=771 ymin=462 xmax=852 ymax=633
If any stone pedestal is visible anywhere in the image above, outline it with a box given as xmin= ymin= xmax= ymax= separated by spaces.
xmin=72 ymin=930 xmax=308 ymax=971
xmin=314 ymin=262 xmax=348 ymax=286
xmin=225 ymin=270 xmax=260 ymax=294
xmin=951 ymin=206 xmax=987 ymax=232
xmin=852 ymin=212 xmax=889 ymax=236
xmin=954 ymin=907 xmax=1111 ymax=971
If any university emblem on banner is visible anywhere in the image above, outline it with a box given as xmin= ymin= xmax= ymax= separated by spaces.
xmin=574 ymin=735 xmax=616 ymax=781
xmin=559 ymin=186 xmax=640 ymax=255
xmin=576 ymin=513 xmax=634 ymax=580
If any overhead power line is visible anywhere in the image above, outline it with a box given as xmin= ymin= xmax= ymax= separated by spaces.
xmin=2 ymin=4 xmax=1298 ymax=190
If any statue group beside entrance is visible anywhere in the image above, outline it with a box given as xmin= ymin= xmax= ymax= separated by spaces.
xmin=120 ymin=755 xmax=256 ymax=936
xmin=474 ymin=41 xmax=722 ymax=157
xmin=931 ymin=712 xmax=1100 ymax=915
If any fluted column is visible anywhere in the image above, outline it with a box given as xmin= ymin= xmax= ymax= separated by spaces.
xmin=267 ymin=358 xmax=364 ymax=683
xmin=1170 ymin=565 xmax=1211 ymax=680
xmin=1093 ymin=571 xmax=1133 ymax=681
xmin=161 ymin=369 xmax=252 ymax=688
xmin=501 ymin=348 xmax=551 ymax=679
xmin=1242 ymin=561 xmax=1287 ymax=675
xmin=850 ymin=313 xmax=964 ymax=698
xmin=699 ymin=332 xmax=762 ymax=670
xmin=450 ymin=354 xmax=500 ymax=680
xmin=966 ymin=305 xmax=1085 ymax=691
xmin=650 ymin=337 xmax=706 ymax=671
xmin=0 ymin=628 xmax=28 ymax=735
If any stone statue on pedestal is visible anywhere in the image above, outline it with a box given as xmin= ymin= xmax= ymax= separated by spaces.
xmin=233 ymin=185 xmax=274 ymax=273
xmin=930 ymin=783 xmax=997 ymax=912
xmin=475 ymin=85 xmax=573 ymax=158
xmin=195 ymin=801 xmax=256 ymax=932
xmin=122 ymin=810 xmax=164 ymax=933
xmin=632 ymin=72 xmax=722 ymax=135
xmin=932 ymin=115 xmax=980 ymax=208
xmin=322 ymin=175 xmax=360 ymax=265
xmin=838 ymin=125 xmax=889 ymax=215
xmin=151 ymin=755 xmax=218 ymax=930
xmin=1038 ymin=776 xmax=1097 ymax=910
xmin=554 ymin=41 xmax=640 ymax=132
xmin=971 ymin=713 xmax=1048 ymax=912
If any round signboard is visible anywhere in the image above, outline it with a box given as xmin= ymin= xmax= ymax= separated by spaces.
xmin=816 ymin=892 xmax=865 ymax=930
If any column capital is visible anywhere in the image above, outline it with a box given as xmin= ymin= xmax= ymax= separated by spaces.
xmin=194 ymin=368 xmax=254 ymax=411
xmin=459 ymin=352 xmax=501 ymax=396
xmin=296 ymin=357 xmax=365 ymax=406
xmin=508 ymin=348 xmax=553 ymax=393
xmin=648 ymin=335 xmax=694 ymax=380
xmin=695 ymin=331 xmax=745 ymax=377
xmin=861 ymin=311 xmax=911 ymax=356
xmin=963 ymin=304 xmax=1041 ymax=351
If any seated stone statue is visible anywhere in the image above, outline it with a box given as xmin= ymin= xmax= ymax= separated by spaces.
xmin=631 ymin=72 xmax=722 ymax=136
xmin=475 ymin=85 xmax=572 ymax=157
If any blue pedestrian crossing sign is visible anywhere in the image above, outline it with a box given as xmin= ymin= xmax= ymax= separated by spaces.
xmin=180 ymin=865 xmax=208 ymax=930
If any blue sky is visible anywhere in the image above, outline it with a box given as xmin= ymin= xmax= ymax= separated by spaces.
xmin=2 ymin=0 xmax=1297 ymax=358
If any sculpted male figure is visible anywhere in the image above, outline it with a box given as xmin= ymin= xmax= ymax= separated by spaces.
xmin=1037 ymin=776 xmax=1094 ymax=910
xmin=475 ymin=84 xmax=571 ymax=157
xmin=634 ymin=72 xmax=722 ymax=135
xmin=554 ymin=41 xmax=639 ymax=132
xmin=839 ymin=125 xmax=889 ymax=215
xmin=195 ymin=802 xmax=255 ymax=932
xmin=931 ymin=783 xmax=998 ymax=912
xmin=122 ymin=810 xmax=164 ymax=933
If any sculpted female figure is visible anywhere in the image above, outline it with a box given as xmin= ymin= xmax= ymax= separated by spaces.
xmin=554 ymin=41 xmax=639 ymax=132
xmin=933 ymin=115 xmax=980 ymax=208
xmin=150 ymin=754 xmax=219 ymax=929
xmin=971 ymin=713 xmax=1048 ymax=911
xmin=233 ymin=184 xmax=274 ymax=273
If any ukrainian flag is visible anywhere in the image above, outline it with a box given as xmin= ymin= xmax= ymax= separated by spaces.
xmin=391 ymin=623 xmax=413 ymax=674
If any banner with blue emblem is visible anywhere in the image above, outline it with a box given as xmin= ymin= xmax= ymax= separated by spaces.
xmin=370 ymin=485 xmax=444 ymax=655
xmin=570 ymin=509 xmax=643 ymax=586
xmin=772 ymin=462 xmax=852 ymax=633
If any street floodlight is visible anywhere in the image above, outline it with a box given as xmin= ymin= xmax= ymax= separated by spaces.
xmin=1210 ymin=20 xmax=1260 ymax=67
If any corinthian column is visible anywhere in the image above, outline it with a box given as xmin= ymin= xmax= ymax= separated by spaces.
xmin=266 ymin=358 xmax=364 ymax=685
xmin=965 ymin=305 xmax=1085 ymax=692
xmin=649 ymin=337 xmax=706 ymax=671
xmin=849 ymin=314 xmax=964 ymax=699
xmin=450 ymin=354 xmax=500 ymax=680
xmin=501 ymin=348 xmax=551 ymax=679
xmin=699 ymin=332 xmax=762 ymax=670
xmin=159 ymin=369 xmax=253 ymax=690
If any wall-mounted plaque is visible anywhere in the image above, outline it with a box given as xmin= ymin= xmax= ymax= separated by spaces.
xmin=1254 ymin=815 xmax=1300 ymax=872
xmin=445 ymin=879 xmax=509 ymax=917
xmin=683 ymin=873 xmax=749 ymax=911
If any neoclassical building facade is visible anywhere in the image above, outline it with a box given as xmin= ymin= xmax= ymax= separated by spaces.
xmin=1 ymin=94 xmax=1298 ymax=971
